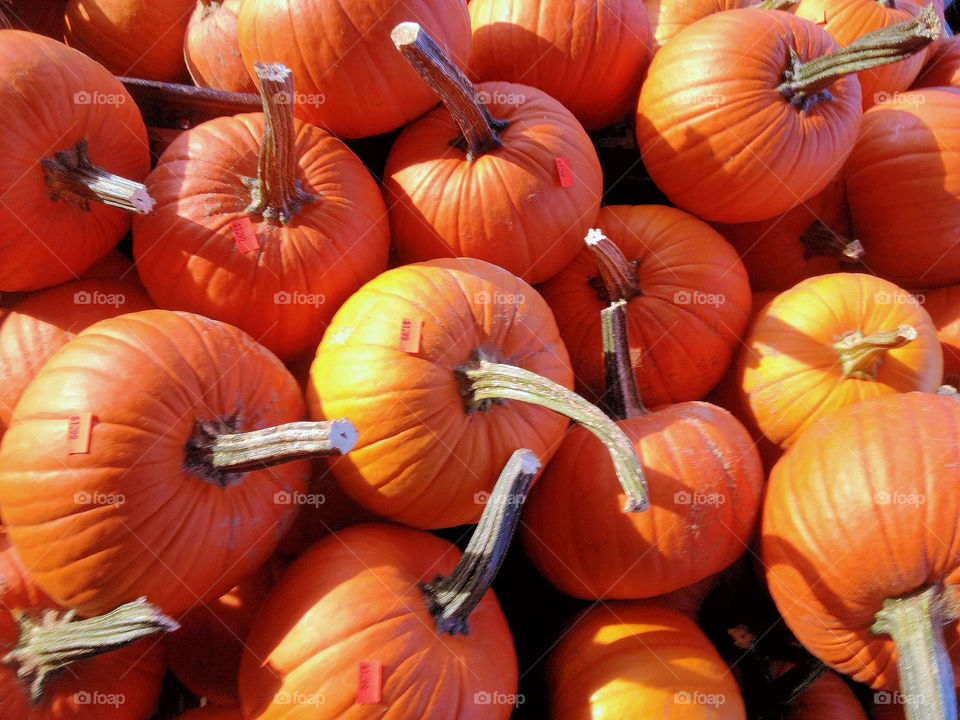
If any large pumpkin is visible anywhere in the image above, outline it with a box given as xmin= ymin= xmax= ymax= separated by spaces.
xmin=0 ymin=30 xmax=150 ymax=291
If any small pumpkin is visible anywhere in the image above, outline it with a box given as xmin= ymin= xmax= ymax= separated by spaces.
xmin=643 ymin=0 xmax=796 ymax=54
xmin=916 ymin=284 xmax=960 ymax=385
xmin=738 ymin=273 xmax=942 ymax=448
xmin=185 ymin=0 xmax=257 ymax=93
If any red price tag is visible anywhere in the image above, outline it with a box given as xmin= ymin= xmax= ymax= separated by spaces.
xmin=357 ymin=660 xmax=382 ymax=704
xmin=397 ymin=318 xmax=423 ymax=353
xmin=230 ymin=216 xmax=260 ymax=252
xmin=555 ymin=157 xmax=574 ymax=187
xmin=67 ymin=413 xmax=93 ymax=455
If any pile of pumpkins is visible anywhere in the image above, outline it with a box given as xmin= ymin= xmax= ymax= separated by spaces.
xmin=0 ymin=0 xmax=959 ymax=718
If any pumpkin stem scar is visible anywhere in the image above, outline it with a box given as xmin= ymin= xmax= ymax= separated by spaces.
xmin=392 ymin=22 xmax=509 ymax=161
xmin=420 ymin=449 xmax=539 ymax=635
xmin=184 ymin=417 xmax=357 ymax=484
xmin=455 ymin=350 xmax=648 ymax=511
xmin=870 ymin=583 xmax=959 ymax=720
xmin=41 ymin=138 xmax=155 ymax=214
xmin=241 ymin=62 xmax=318 ymax=226
xmin=601 ymin=300 xmax=648 ymax=421
xmin=800 ymin=220 xmax=864 ymax=262
xmin=833 ymin=324 xmax=917 ymax=380
xmin=2 ymin=596 xmax=178 ymax=704
xmin=777 ymin=5 xmax=939 ymax=110
xmin=585 ymin=229 xmax=642 ymax=302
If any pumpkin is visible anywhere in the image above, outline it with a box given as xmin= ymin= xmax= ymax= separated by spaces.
xmin=711 ymin=174 xmax=863 ymax=292
xmin=237 ymin=0 xmax=471 ymax=138
xmin=0 ymin=309 xmax=356 ymax=617
xmin=185 ymin=0 xmax=256 ymax=93
xmin=643 ymin=0 xmax=796 ymax=54
xmin=916 ymin=284 xmax=960 ymax=385
xmin=911 ymin=34 xmax=960 ymax=88
xmin=79 ymin=249 xmax=141 ymax=283
xmin=0 ymin=278 xmax=154 ymax=438
xmin=309 ymin=257 xmax=647 ymax=528
xmin=173 ymin=708 xmax=243 ymax=720
xmin=165 ymin=555 xmax=287 ymax=705
xmin=635 ymin=7 xmax=939 ymax=223
xmin=522 ymin=298 xmax=763 ymax=599
xmin=547 ymin=602 xmax=747 ymax=719
xmin=383 ymin=23 xmax=603 ymax=285
xmin=738 ymin=273 xmax=942 ymax=448
xmin=466 ymin=0 xmax=652 ymax=130
xmin=0 ymin=30 xmax=151 ymax=292
xmin=132 ymin=63 xmax=390 ymax=360
xmin=0 ymin=532 xmax=172 ymax=719
xmin=762 ymin=391 xmax=960 ymax=720
xmin=793 ymin=0 xmax=935 ymax=109
xmin=64 ymin=0 xmax=194 ymax=81
xmin=0 ymin=0 xmax=66 ymax=37
xmin=845 ymin=87 xmax=960 ymax=289
xmin=238 ymin=450 xmax=538 ymax=719
xmin=785 ymin=669 xmax=868 ymax=720
xmin=538 ymin=206 xmax=752 ymax=408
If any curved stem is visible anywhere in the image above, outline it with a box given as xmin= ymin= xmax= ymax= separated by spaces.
xmin=241 ymin=62 xmax=317 ymax=225
xmin=41 ymin=139 xmax=154 ymax=214
xmin=455 ymin=352 xmax=647 ymax=511
xmin=778 ymin=5 xmax=940 ymax=110
xmin=585 ymin=229 xmax=641 ymax=302
xmin=833 ymin=325 xmax=917 ymax=379
xmin=756 ymin=0 xmax=798 ymax=8
xmin=2 ymin=597 xmax=178 ymax=703
xmin=420 ymin=449 xmax=540 ymax=635
xmin=392 ymin=22 xmax=508 ymax=161
xmin=870 ymin=584 xmax=958 ymax=720
xmin=800 ymin=220 xmax=864 ymax=262
xmin=185 ymin=418 xmax=357 ymax=482
xmin=602 ymin=300 xmax=647 ymax=421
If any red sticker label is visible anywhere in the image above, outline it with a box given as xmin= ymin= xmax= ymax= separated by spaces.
xmin=67 ymin=413 xmax=93 ymax=455
xmin=555 ymin=157 xmax=574 ymax=187
xmin=230 ymin=216 xmax=260 ymax=252
xmin=397 ymin=318 xmax=423 ymax=353
xmin=357 ymin=660 xmax=382 ymax=704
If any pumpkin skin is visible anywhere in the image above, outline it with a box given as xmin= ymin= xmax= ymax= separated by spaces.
xmin=64 ymin=0 xmax=194 ymax=81
xmin=793 ymin=0 xmax=931 ymax=110
xmin=0 ymin=309 xmax=309 ymax=617
xmin=238 ymin=523 xmax=517 ymax=720
xmin=522 ymin=400 xmax=764 ymax=599
xmin=643 ymin=0 xmax=771 ymax=54
xmin=237 ymin=0 xmax=471 ymax=138
xmin=845 ymin=88 xmax=960 ymax=289
xmin=466 ymin=0 xmax=652 ymax=130
xmin=0 ymin=278 xmax=154 ymax=438
xmin=636 ymin=9 xmax=861 ymax=223
xmin=547 ymin=602 xmax=747 ymax=719
xmin=785 ymin=670 xmax=868 ymax=720
xmin=738 ymin=273 xmax=942 ymax=448
xmin=307 ymin=258 xmax=573 ymax=529
xmin=185 ymin=0 xmax=256 ymax=93
xmin=912 ymin=35 xmax=960 ymax=89
xmin=0 ymin=0 xmax=67 ymax=37
xmin=539 ymin=205 xmax=751 ymax=408
xmin=0 ymin=30 xmax=150 ymax=291
xmin=173 ymin=708 xmax=243 ymax=720
xmin=0 ymin=533 xmax=166 ymax=720
xmin=916 ymin=284 xmax=960 ymax=385
xmin=383 ymin=80 xmax=603 ymax=285
xmin=132 ymin=111 xmax=390 ymax=360
xmin=761 ymin=391 xmax=960 ymax=690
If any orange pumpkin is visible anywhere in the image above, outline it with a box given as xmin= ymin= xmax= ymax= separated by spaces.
xmin=785 ymin=669 xmax=868 ymax=720
xmin=185 ymin=0 xmax=257 ymax=93
xmin=643 ymin=0 xmax=796 ymax=53
xmin=916 ymin=284 xmax=960 ymax=385
xmin=173 ymin=707 xmax=243 ymax=720
xmin=912 ymin=34 xmax=960 ymax=88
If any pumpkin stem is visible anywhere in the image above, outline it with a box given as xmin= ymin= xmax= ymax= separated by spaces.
xmin=420 ymin=449 xmax=540 ymax=635
xmin=41 ymin=139 xmax=155 ymax=214
xmin=800 ymin=220 xmax=864 ymax=262
xmin=455 ymin=352 xmax=648 ymax=511
xmin=2 ymin=597 xmax=179 ymax=703
xmin=870 ymin=583 xmax=958 ymax=720
xmin=756 ymin=0 xmax=798 ymax=9
xmin=602 ymin=300 xmax=648 ymax=421
xmin=241 ymin=62 xmax=317 ymax=225
xmin=585 ymin=229 xmax=641 ymax=302
xmin=392 ymin=22 xmax=508 ymax=161
xmin=832 ymin=325 xmax=917 ymax=380
xmin=185 ymin=418 xmax=357 ymax=483
xmin=777 ymin=4 xmax=939 ymax=111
